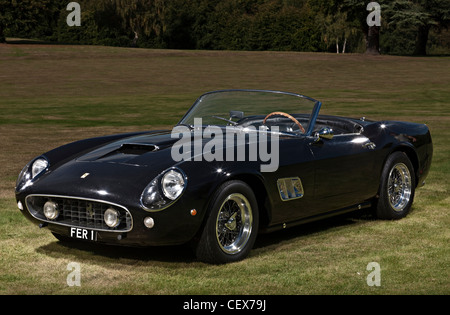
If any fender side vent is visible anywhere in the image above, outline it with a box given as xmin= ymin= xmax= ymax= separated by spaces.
xmin=277 ymin=177 xmax=304 ymax=201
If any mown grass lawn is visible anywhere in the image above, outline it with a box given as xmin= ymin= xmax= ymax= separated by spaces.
xmin=0 ymin=43 xmax=449 ymax=295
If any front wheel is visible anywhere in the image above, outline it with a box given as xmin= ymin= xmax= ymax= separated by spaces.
xmin=194 ymin=180 xmax=259 ymax=264
xmin=375 ymin=152 xmax=416 ymax=219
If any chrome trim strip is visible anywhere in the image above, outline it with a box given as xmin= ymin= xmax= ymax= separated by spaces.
xmin=332 ymin=133 xmax=364 ymax=137
xmin=25 ymin=194 xmax=133 ymax=233
xmin=120 ymin=143 xmax=160 ymax=151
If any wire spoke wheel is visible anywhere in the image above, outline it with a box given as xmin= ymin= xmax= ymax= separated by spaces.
xmin=215 ymin=193 xmax=253 ymax=255
xmin=194 ymin=180 xmax=258 ymax=264
xmin=387 ymin=163 xmax=412 ymax=212
xmin=375 ymin=152 xmax=416 ymax=220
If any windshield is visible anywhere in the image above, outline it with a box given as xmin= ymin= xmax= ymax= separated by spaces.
xmin=178 ymin=90 xmax=321 ymax=135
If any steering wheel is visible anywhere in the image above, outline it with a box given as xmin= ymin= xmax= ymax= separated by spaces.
xmin=263 ymin=112 xmax=306 ymax=134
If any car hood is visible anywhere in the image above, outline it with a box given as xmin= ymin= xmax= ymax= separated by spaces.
xmin=75 ymin=126 xmax=271 ymax=167
xmin=76 ymin=130 xmax=178 ymax=167
xmin=32 ymin=127 xmax=268 ymax=201
xmin=30 ymin=131 xmax=186 ymax=201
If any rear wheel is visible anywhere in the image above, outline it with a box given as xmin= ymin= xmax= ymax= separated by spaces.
xmin=194 ymin=180 xmax=259 ymax=264
xmin=375 ymin=152 xmax=415 ymax=219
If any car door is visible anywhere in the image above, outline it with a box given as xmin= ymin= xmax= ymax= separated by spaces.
xmin=264 ymin=136 xmax=317 ymax=225
xmin=309 ymin=133 xmax=378 ymax=213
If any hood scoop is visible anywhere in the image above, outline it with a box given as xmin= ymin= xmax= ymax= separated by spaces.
xmin=104 ymin=143 xmax=159 ymax=156
xmin=76 ymin=131 xmax=177 ymax=166
xmin=93 ymin=143 xmax=159 ymax=165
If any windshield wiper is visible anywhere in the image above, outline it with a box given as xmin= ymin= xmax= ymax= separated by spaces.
xmin=211 ymin=115 xmax=238 ymax=125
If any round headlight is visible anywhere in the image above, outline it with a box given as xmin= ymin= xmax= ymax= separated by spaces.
xmin=141 ymin=179 xmax=166 ymax=210
xmin=140 ymin=168 xmax=187 ymax=211
xmin=161 ymin=169 xmax=185 ymax=200
xmin=16 ymin=164 xmax=31 ymax=191
xmin=43 ymin=201 xmax=59 ymax=220
xmin=104 ymin=208 xmax=120 ymax=228
xmin=31 ymin=158 xmax=48 ymax=178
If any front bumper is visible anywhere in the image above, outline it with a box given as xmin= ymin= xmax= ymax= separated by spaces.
xmin=16 ymin=192 xmax=207 ymax=247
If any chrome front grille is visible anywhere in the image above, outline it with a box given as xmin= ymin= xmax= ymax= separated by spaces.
xmin=26 ymin=195 xmax=132 ymax=232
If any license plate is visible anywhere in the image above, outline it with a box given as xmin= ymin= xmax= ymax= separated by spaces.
xmin=69 ymin=227 xmax=97 ymax=241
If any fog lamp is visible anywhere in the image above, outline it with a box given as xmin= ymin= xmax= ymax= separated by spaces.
xmin=104 ymin=208 xmax=120 ymax=228
xmin=43 ymin=201 xmax=59 ymax=220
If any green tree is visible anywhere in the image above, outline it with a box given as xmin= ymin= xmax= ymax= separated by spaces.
xmin=0 ymin=0 xmax=59 ymax=42
xmin=108 ymin=0 xmax=170 ymax=47
xmin=384 ymin=0 xmax=450 ymax=55
xmin=320 ymin=10 xmax=359 ymax=53
xmin=341 ymin=0 xmax=386 ymax=54
xmin=0 ymin=0 xmax=13 ymax=42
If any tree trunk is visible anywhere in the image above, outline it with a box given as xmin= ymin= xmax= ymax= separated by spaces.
xmin=0 ymin=25 xmax=5 ymax=43
xmin=342 ymin=38 xmax=347 ymax=54
xmin=366 ymin=25 xmax=380 ymax=54
xmin=336 ymin=37 xmax=339 ymax=54
xmin=132 ymin=31 xmax=139 ymax=47
xmin=413 ymin=25 xmax=430 ymax=56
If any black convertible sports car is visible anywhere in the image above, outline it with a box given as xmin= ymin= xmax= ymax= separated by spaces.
xmin=15 ymin=90 xmax=433 ymax=263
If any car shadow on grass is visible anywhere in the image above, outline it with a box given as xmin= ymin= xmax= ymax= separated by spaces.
xmin=36 ymin=209 xmax=376 ymax=264
xmin=253 ymin=209 xmax=376 ymax=252
xmin=37 ymin=239 xmax=197 ymax=265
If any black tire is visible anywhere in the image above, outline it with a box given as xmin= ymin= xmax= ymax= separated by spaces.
xmin=194 ymin=180 xmax=259 ymax=264
xmin=375 ymin=152 xmax=416 ymax=219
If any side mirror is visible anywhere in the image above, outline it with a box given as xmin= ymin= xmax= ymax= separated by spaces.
xmin=314 ymin=127 xmax=334 ymax=141
xmin=229 ymin=110 xmax=244 ymax=120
